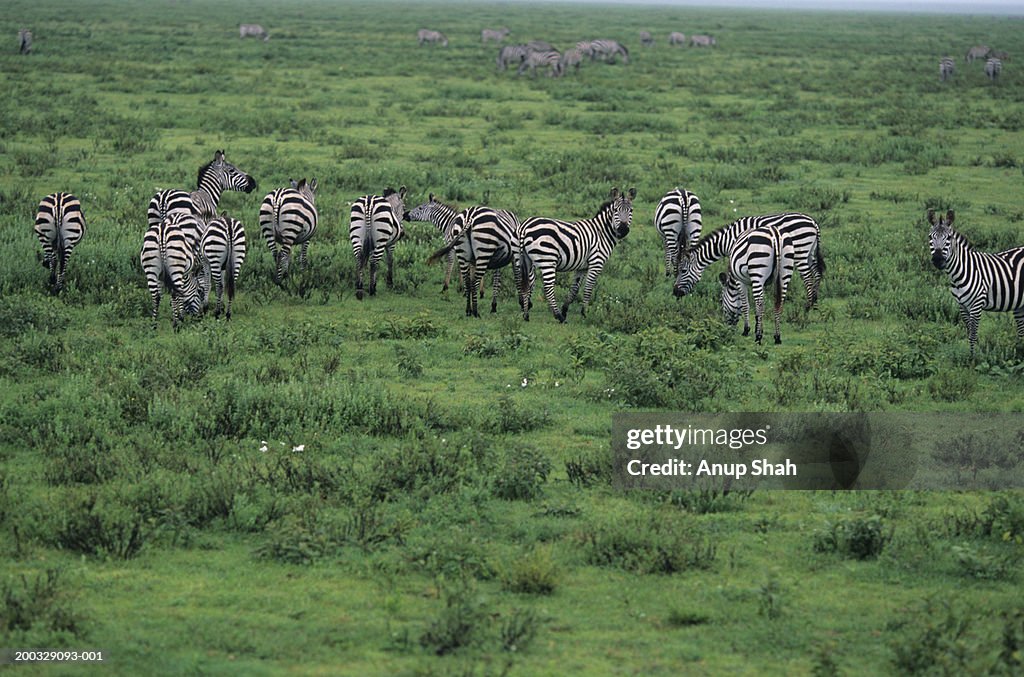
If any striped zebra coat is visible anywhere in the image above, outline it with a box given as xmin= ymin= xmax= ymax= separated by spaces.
xmin=588 ymin=39 xmax=629 ymax=64
xmin=497 ymin=44 xmax=529 ymax=71
xmin=518 ymin=49 xmax=561 ymax=77
xmin=690 ymin=34 xmax=716 ymax=47
xmin=482 ymin=27 xmax=510 ymax=43
xmin=668 ymin=32 xmax=685 ymax=46
xmin=202 ymin=213 xmax=247 ymax=319
xmin=239 ymin=24 xmax=268 ymax=41
xmin=408 ymin=194 xmax=464 ymax=293
xmin=34 ymin=192 xmax=86 ymax=293
xmin=985 ymin=58 xmax=1002 ymax=81
xmin=518 ymin=187 xmax=636 ymax=323
xmin=418 ymin=29 xmax=448 ymax=46
xmin=939 ymin=57 xmax=955 ymax=81
xmin=349 ymin=187 xmax=408 ymax=300
xmin=965 ymin=45 xmax=991 ymax=63
xmin=720 ymin=225 xmax=797 ymax=345
xmin=141 ymin=212 xmax=203 ymax=330
xmin=639 ymin=31 xmax=654 ymax=47
xmin=673 ymin=212 xmax=824 ymax=310
xmin=259 ymin=178 xmax=318 ymax=283
xmin=654 ymin=188 xmax=702 ymax=277
xmin=928 ymin=209 xmax=1024 ymax=355
xmin=18 ymin=29 xmax=32 ymax=55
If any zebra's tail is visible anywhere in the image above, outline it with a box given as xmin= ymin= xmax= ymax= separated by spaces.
xmin=51 ymin=228 xmax=65 ymax=289
xmin=358 ymin=225 xmax=373 ymax=270
xmin=427 ymin=237 xmax=460 ymax=266
xmin=815 ymin=243 xmax=826 ymax=276
xmin=225 ymin=241 xmax=236 ymax=305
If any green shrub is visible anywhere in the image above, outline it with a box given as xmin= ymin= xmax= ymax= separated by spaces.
xmin=490 ymin=444 xmax=551 ymax=501
xmin=54 ymin=491 xmax=146 ymax=560
xmin=419 ymin=582 xmax=485 ymax=655
xmin=499 ymin=545 xmax=560 ymax=595
xmin=1 ymin=569 xmax=86 ymax=641
xmin=578 ymin=509 xmax=717 ymax=574
xmin=813 ymin=515 xmax=892 ymax=560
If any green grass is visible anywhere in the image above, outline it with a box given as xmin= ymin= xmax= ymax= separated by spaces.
xmin=2 ymin=0 xmax=1024 ymax=674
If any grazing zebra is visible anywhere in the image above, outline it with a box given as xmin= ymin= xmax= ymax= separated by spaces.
xmin=558 ymin=48 xmax=584 ymax=76
xmin=985 ymin=57 xmax=1002 ymax=81
xmin=418 ymin=29 xmax=448 ymax=47
xmin=639 ymin=31 xmax=654 ymax=47
xmin=408 ymin=194 xmax=463 ymax=293
xmin=668 ymin=32 xmax=685 ymax=46
xmin=939 ymin=57 xmax=955 ymax=81
xmin=239 ymin=24 xmax=269 ymax=41
xmin=690 ymin=34 xmax=716 ymax=47
xmin=201 ymin=213 xmax=246 ymax=319
xmin=654 ymin=188 xmax=703 ymax=278
xmin=575 ymin=40 xmax=596 ymax=59
xmin=720 ymin=225 xmax=797 ymax=345
xmin=18 ymin=29 xmax=32 ymax=54
xmin=991 ymin=49 xmax=1009 ymax=60
xmin=928 ymin=209 xmax=1024 ymax=356
xmin=673 ymin=212 xmax=824 ymax=311
xmin=517 ymin=187 xmax=636 ymax=323
xmin=589 ymin=39 xmax=629 ymax=64
xmin=965 ymin=45 xmax=991 ymax=63
xmin=518 ymin=49 xmax=561 ymax=77
xmin=429 ymin=206 xmax=522 ymax=317
xmin=482 ymin=27 xmax=510 ymax=43
xmin=258 ymin=178 xmax=318 ymax=284
xmin=140 ymin=212 xmax=203 ymax=330
xmin=497 ymin=44 xmax=529 ymax=71
xmin=349 ymin=186 xmax=408 ymax=300
xmin=34 ymin=192 xmax=86 ymax=293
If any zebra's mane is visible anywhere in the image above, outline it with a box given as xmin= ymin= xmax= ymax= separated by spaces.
xmin=593 ymin=200 xmax=614 ymax=218
xmin=197 ymin=160 xmax=215 ymax=188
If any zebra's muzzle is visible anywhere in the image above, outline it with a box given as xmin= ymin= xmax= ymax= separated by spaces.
xmin=931 ymin=253 xmax=946 ymax=269
xmin=244 ymin=176 xmax=257 ymax=193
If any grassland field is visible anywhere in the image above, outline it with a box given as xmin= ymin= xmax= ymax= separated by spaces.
xmin=1 ymin=0 xmax=1024 ymax=675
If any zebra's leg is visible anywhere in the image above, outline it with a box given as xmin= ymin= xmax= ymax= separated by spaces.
xmin=444 ymin=249 xmax=455 ymax=294
xmin=299 ymin=241 xmax=310 ymax=270
xmin=1014 ymin=308 xmax=1024 ymax=340
xmin=490 ymin=269 xmax=501 ymax=314
xmin=213 ymin=267 xmax=225 ymax=318
xmin=517 ymin=261 xmax=535 ymax=321
xmin=663 ymin=234 xmax=676 ymax=277
xmin=561 ymin=271 xmax=586 ymax=318
xmin=170 ymin=291 xmax=183 ymax=332
xmin=369 ymin=254 xmax=379 ymax=296
xmin=753 ymin=288 xmax=766 ymax=345
xmin=965 ymin=303 xmax=983 ymax=357
xmin=579 ymin=265 xmax=606 ymax=318
xmin=539 ymin=267 xmax=564 ymax=323
xmin=385 ymin=245 xmax=395 ymax=289
xmin=355 ymin=257 xmax=366 ymax=301
xmin=277 ymin=244 xmax=293 ymax=285
xmin=773 ymin=295 xmax=783 ymax=345
xmin=741 ymin=288 xmax=751 ymax=337
xmin=148 ymin=286 xmax=161 ymax=329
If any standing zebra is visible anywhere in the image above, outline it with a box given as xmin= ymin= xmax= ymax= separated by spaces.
xmin=690 ymin=34 xmax=717 ymax=47
xmin=939 ymin=57 xmax=955 ymax=81
xmin=259 ymin=178 xmax=318 ymax=284
xmin=140 ymin=212 xmax=203 ymax=330
xmin=558 ymin=48 xmax=584 ymax=76
xmin=429 ymin=205 xmax=522 ymax=317
xmin=965 ymin=45 xmax=991 ymax=63
xmin=482 ymin=27 xmax=510 ymax=43
xmin=18 ymin=29 xmax=32 ymax=54
xmin=518 ymin=48 xmax=561 ymax=77
xmin=673 ymin=212 xmax=824 ymax=311
xmin=928 ymin=209 xmax=1024 ymax=356
xmin=418 ymin=29 xmax=448 ymax=47
xmin=349 ymin=187 xmax=408 ymax=300
xmin=239 ymin=24 xmax=269 ymax=41
xmin=639 ymin=31 xmax=654 ymax=47
xmin=668 ymin=32 xmax=686 ymax=46
xmin=408 ymin=194 xmax=463 ymax=293
xmin=719 ymin=225 xmax=797 ymax=345
xmin=34 ymin=192 xmax=86 ymax=293
xmin=654 ymin=187 xmax=702 ymax=277
xmin=201 ymin=213 xmax=247 ymax=319
xmin=497 ymin=44 xmax=529 ymax=71
xmin=985 ymin=58 xmax=1002 ymax=81
xmin=589 ymin=40 xmax=629 ymax=64
xmin=518 ymin=187 xmax=636 ymax=323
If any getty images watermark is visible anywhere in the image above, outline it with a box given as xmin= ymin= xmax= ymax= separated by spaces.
xmin=612 ymin=412 xmax=1024 ymax=491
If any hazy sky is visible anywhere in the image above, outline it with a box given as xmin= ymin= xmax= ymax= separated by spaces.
xmin=514 ymin=0 xmax=1024 ymax=14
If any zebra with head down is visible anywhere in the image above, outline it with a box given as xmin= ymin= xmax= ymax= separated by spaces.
xmin=418 ymin=29 xmax=448 ymax=47
xmin=239 ymin=24 xmax=269 ymax=41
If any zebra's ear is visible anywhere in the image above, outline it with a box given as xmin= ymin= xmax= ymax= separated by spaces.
xmin=399 ymin=186 xmax=408 ymax=200
xmin=297 ymin=179 xmax=306 ymax=190
xmin=627 ymin=187 xmax=637 ymax=200
xmin=214 ymin=150 xmax=225 ymax=162
xmin=310 ymin=178 xmax=318 ymax=193
xmin=946 ymin=210 xmax=955 ymax=226
xmin=429 ymin=192 xmax=435 ymax=202
xmin=926 ymin=209 xmax=936 ymax=225
xmin=609 ymin=187 xmax=620 ymax=199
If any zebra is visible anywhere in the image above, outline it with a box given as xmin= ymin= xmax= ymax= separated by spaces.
xmin=497 ymin=44 xmax=529 ymax=71
xmin=408 ymin=194 xmax=463 ymax=293
xmin=928 ymin=209 xmax=1024 ymax=356
xmin=518 ymin=49 xmax=561 ymax=77
xmin=18 ymin=29 xmax=32 ymax=55
xmin=965 ymin=45 xmax=991 ymax=63
xmin=258 ymin=178 xmax=318 ymax=284
xmin=201 ymin=213 xmax=247 ymax=319
xmin=517 ymin=187 xmax=636 ymax=323
xmin=349 ymin=186 xmax=408 ymax=300
xmin=418 ymin=29 xmax=448 ymax=47
xmin=939 ymin=57 xmax=955 ymax=81
xmin=720 ymin=225 xmax=797 ymax=345
xmin=668 ymin=32 xmax=686 ymax=46
xmin=558 ymin=48 xmax=584 ymax=76
xmin=589 ymin=39 xmax=629 ymax=64
xmin=140 ymin=212 xmax=203 ymax=330
xmin=673 ymin=212 xmax=825 ymax=311
xmin=482 ymin=27 xmax=510 ymax=43
xmin=639 ymin=31 xmax=654 ymax=47
xmin=575 ymin=40 xmax=596 ymax=60
xmin=34 ymin=192 xmax=86 ymax=293
xmin=985 ymin=57 xmax=1002 ymax=81
xmin=428 ymin=206 xmax=522 ymax=317
xmin=239 ymin=24 xmax=269 ymax=41
xmin=654 ymin=188 xmax=703 ymax=277
xmin=690 ymin=34 xmax=717 ymax=47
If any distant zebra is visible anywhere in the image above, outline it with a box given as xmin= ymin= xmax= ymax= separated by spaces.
xmin=418 ymin=29 xmax=448 ymax=47
xmin=34 ymin=192 xmax=86 ymax=293
xmin=518 ymin=49 xmax=561 ymax=77
xmin=558 ymin=48 xmax=584 ymax=76
xmin=928 ymin=209 xmax=1024 ymax=355
xmin=589 ymin=39 xmax=629 ymax=64
xmin=141 ymin=212 xmax=203 ymax=330
xmin=939 ymin=57 xmax=955 ymax=81
xmin=201 ymin=213 xmax=246 ymax=319
xmin=991 ymin=49 xmax=1009 ymax=60
xmin=673 ymin=212 xmax=824 ymax=311
xmin=654 ymin=188 xmax=702 ymax=277
xmin=575 ymin=40 xmax=596 ymax=59
xmin=239 ymin=24 xmax=269 ymax=41
xmin=429 ymin=206 xmax=522 ymax=317
xmin=720 ymin=225 xmax=797 ymax=345
xmin=985 ymin=57 xmax=1002 ymax=81
xmin=518 ymin=187 xmax=636 ymax=323
xmin=18 ymin=29 xmax=32 ymax=54
xmin=668 ymin=32 xmax=685 ymax=46
xmin=349 ymin=187 xmax=408 ymax=300
xmin=639 ymin=31 xmax=654 ymax=47
xmin=497 ymin=44 xmax=529 ymax=71
xmin=408 ymin=194 xmax=463 ymax=293
xmin=965 ymin=45 xmax=991 ymax=63
xmin=690 ymin=34 xmax=716 ymax=47
xmin=258 ymin=178 xmax=318 ymax=284
xmin=482 ymin=27 xmax=510 ymax=43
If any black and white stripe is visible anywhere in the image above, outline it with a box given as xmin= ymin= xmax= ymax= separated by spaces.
xmin=408 ymin=194 xmax=463 ymax=293
xmin=140 ymin=212 xmax=203 ymax=330
xmin=482 ymin=27 xmax=511 ymax=43
xmin=690 ymin=34 xmax=716 ymax=47
xmin=588 ymin=39 xmax=629 ymax=64
xmin=201 ymin=213 xmax=247 ymax=319
xmin=349 ymin=187 xmax=408 ymax=300
xmin=668 ymin=32 xmax=686 ymax=46
xmin=965 ymin=45 xmax=991 ymax=63
xmin=18 ymin=29 xmax=32 ymax=55
xmin=639 ymin=31 xmax=654 ymax=47
xmin=985 ymin=58 xmax=1002 ymax=81
xmin=673 ymin=213 xmax=824 ymax=310
xmin=928 ymin=209 xmax=1024 ymax=355
xmin=259 ymin=178 xmax=318 ymax=283
xmin=34 ymin=192 xmax=86 ymax=293
xmin=518 ymin=48 xmax=561 ymax=77
xmin=497 ymin=44 xmax=529 ymax=71
xmin=654 ymin=188 xmax=702 ymax=277
xmin=517 ymin=187 xmax=635 ymax=323
xmin=719 ymin=225 xmax=797 ymax=345
xmin=939 ymin=57 xmax=955 ymax=81
xmin=239 ymin=24 xmax=269 ymax=41
xmin=418 ymin=29 xmax=448 ymax=46
xmin=558 ymin=48 xmax=584 ymax=76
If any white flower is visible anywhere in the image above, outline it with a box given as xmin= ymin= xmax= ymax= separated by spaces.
xmin=292 ymin=444 xmax=305 ymax=452
xmin=521 ymin=378 xmax=528 ymax=388
xmin=259 ymin=445 xmax=268 ymax=453
xmin=555 ymin=381 xmax=560 ymax=387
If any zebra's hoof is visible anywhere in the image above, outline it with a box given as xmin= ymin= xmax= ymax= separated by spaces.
xmin=356 ymin=290 xmax=365 ymax=301
xmin=556 ymin=312 xmax=566 ymax=324
xmin=774 ymin=336 xmax=782 ymax=345
xmin=560 ymin=304 xmax=570 ymax=317
xmin=491 ymin=304 xmax=497 ymax=313
xmin=742 ymin=327 xmax=750 ymax=337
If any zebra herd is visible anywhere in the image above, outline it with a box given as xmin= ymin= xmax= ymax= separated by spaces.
xmin=496 ymin=39 xmax=631 ymax=78
xmin=940 ymin=45 xmax=1008 ymax=82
